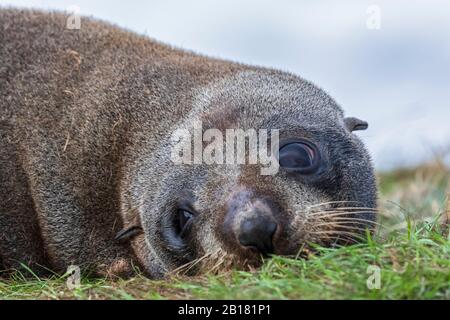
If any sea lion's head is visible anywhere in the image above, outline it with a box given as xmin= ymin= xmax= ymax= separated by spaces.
xmin=122 ymin=71 xmax=377 ymax=277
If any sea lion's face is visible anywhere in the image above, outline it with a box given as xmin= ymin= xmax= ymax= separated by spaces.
xmin=137 ymin=72 xmax=377 ymax=276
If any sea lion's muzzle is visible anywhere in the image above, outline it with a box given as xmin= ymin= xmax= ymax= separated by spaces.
xmin=237 ymin=214 xmax=278 ymax=256
xmin=222 ymin=189 xmax=283 ymax=256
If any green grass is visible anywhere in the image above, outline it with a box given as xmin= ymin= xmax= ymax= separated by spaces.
xmin=1 ymin=162 xmax=449 ymax=300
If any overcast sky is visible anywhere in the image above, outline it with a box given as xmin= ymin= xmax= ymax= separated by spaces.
xmin=1 ymin=0 xmax=450 ymax=170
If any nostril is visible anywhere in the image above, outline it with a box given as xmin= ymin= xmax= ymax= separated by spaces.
xmin=238 ymin=217 xmax=278 ymax=256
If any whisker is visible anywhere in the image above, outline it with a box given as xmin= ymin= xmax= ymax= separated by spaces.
xmin=313 ymin=223 xmax=373 ymax=233
xmin=315 ymin=233 xmax=362 ymax=246
xmin=207 ymin=252 xmax=230 ymax=274
xmin=308 ymin=211 xmax=378 ymax=219
xmin=306 ymin=201 xmax=360 ymax=209
xmin=313 ymin=220 xmax=374 ymax=228
xmin=329 ymin=207 xmax=379 ymax=212
xmin=311 ymin=230 xmax=365 ymax=238
xmin=170 ymin=250 xmax=218 ymax=275
xmin=386 ymin=200 xmax=413 ymax=216
xmin=308 ymin=208 xmax=378 ymax=216
xmin=322 ymin=217 xmax=382 ymax=227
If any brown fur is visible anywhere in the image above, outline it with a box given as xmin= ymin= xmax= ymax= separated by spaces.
xmin=0 ymin=9 xmax=377 ymax=278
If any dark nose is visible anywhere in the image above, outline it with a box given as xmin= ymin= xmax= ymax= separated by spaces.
xmin=238 ymin=216 xmax=278 ymax=255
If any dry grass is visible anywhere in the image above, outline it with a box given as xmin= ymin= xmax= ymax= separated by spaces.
xmin=378 ymin=159 xmax=449 ymax=234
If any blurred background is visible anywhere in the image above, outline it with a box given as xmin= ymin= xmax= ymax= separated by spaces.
xmin=1 ymin=0 xmax=449 ymax=171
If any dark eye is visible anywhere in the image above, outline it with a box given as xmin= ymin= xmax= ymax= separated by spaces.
xmin=279 ymin=140 xmax=320 ymax=173
xmin=175 ymin=209 xmax=194 ymax=238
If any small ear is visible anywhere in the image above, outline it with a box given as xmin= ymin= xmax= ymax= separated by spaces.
xmin=344 ymin=117 xmax=369 ymax=132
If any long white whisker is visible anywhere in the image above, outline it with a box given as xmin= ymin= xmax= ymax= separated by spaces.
xmin=308 ymin=211 xmax=377 ymax=219
xmin=322 ymin=217 xmax=382 ymax=227
xmin=306 ymin=201 xmax=360 ymax=209
xmin=310 ymin=230 xmax=365 ymax=237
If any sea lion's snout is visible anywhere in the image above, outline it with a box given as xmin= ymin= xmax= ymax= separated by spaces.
xmin=237 ymin=210 xmax=278 ymax=256
xmin=223 ymin=190 xmax=283 ymax=257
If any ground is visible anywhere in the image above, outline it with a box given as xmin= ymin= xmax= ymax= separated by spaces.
xmin=0 ymin=161 xmax=449 ymax=299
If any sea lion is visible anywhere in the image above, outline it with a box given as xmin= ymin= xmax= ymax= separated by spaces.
xmin=0 ymin=9 xmax=377 ymax=278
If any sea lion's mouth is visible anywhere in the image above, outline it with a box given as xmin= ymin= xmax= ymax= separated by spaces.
xmin=164 ymin=198 xmax=378 ymax=275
